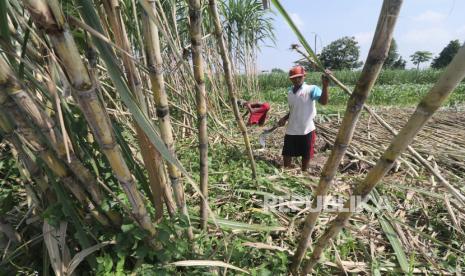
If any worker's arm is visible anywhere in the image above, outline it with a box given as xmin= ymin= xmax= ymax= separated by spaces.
xmin=246 ymin=102 xmax=264 ymax=114
xmin=245 ymin=102 xmax=253 ymax=113
xmin=277 ymin=113 xmax=289 ymax=126
xmin=318 ymin=69 xmax=331 ymax=105
xmin=238 ymin=99 xmax=255 ymax=113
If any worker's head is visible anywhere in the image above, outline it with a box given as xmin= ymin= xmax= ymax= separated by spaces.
xmin=289 ymin=65 xmax=306 ymax=86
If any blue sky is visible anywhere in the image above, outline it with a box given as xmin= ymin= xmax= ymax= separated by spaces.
xmin=258 ymin=0 xmax=465 ymax=71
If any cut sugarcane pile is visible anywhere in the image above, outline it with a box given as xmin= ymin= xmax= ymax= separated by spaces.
xmin=318 ymin=107 xmax=465 ymax=178
xmin=254 ymin=107 xmax=465 ymax=179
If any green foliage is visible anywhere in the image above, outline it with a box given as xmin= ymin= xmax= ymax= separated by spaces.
xmin=410 ymin=51 xmax=432 ymax=70
xmin=259 ymin=83 xmax=465 ymax=108
xmin=391 ymin=56 xmax=407 ymax=69
xmin=220 ymin=0 xmax=275 ymax=68
xmin=0 ymin=187 xmax=14 ymax=215
xmin=271 ymin=68 xmax=284 ymax=73
xmin=48 ymin=174 xmax=96 ymax=267
xmin=91 ymin=216 xmax=192 ymax=274
xmin=384 ymin=39 xmax=406 ymax=69
xmin=257 ymin=69 xmax=455 ymax=91
xmin=320 ymin=36 xmax=363 ymax=70
xmin=0 ymin=145 xmax=21 ymax=215
xmin=0 ymin=0 xmax=10 ymax=43
xmin=431 ymin=40 xmax=461 ymax=69
xmin=384 ymin=39 xmax=399 ymax=68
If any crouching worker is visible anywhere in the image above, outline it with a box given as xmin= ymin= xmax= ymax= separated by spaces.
xmin=237 ymin=100 xmax=270 ymax=126
xmin=277 ymin=65 xmax=331 ymax=171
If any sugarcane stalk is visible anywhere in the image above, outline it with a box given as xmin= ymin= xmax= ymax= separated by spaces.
xmin=141 ymin=1 xmax=192 ymax=229
xmin=0 ymin=110 xmax=55 ymax=203
xmin=24 ymin=0 xmax=156 ymax=236
xmin=187 ymin=0 xmax=209 ymax=230
xmin=159 ymin=160 xmax=177 ymax=217
xmin=101 ymin=0 xmax=145 ymax=109
xmin=291 ymin=0 xmax=403 ymax=272
xmin=0 ymin=100 xmax=112 ymax=226
xmin=262 ymin=0 xmax=270 ymax=9
xmin=4 ymin=17 xmax=43 ymax=63
xmin=303 ymin=42 xmax=465 ymax=274
xmin=15 ymin=145 xmax=55 ymax=206
xmin=0 ymin=104 xmax=55 ymax=206
xmin=0 ymin=101 xmax=51 ymax=198
xmin=101 ymin=0 xmax=170 ymax=223
xmin=0 ymin=55 xmax=107 ymax=206
xmin=208 ymin=0 xmax=257 ymax=179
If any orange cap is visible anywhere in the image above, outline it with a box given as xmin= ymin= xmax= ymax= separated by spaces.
xmin=289 ymin=65 xmax=306 ymax=79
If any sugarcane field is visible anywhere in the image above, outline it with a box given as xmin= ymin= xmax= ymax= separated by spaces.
xmin=2 ymin=0 xmax=465 ymax=275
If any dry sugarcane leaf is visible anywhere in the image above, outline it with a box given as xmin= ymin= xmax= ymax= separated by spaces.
xmin=444 ymin=195 xmax=463 ymax=234
xmin=66 ymin=240 xmax=116 ymax=275
xmin=43 ymin=222 xmax=63 ymax=276
xmin=169 ymin=260 xmax=249 ymax=274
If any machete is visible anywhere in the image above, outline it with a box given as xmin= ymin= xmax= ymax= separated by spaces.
xmin=259 ymin=124 xmax=281 ymax=147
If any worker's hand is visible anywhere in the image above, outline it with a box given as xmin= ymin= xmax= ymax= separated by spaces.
xmin=277 ymin=117 xmax=287 ymax=127
xmin=321 ymin=69 xmax=332 ymax=86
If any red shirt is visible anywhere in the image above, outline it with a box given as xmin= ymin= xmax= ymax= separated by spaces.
xmin=248 ymin=102 xmax=270 ymax=126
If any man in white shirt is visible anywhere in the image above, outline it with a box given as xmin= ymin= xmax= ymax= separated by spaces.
xmin=277 ymin=65 xmax=330 ymax=171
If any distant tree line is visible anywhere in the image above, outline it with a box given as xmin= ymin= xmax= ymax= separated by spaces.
xmin=293 ymin=36 xmax=461 ymax=71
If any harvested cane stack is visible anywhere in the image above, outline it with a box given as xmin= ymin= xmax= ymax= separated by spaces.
xmin=316 ymin=108 xmax=465 ymax=178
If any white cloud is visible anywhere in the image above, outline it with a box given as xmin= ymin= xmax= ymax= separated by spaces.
xmin=402 ymin=27 xmax=451 ymax=46
xmin=354 ymin=32 xmax=374 ymax=46
xmin=290 ymin=12 xmax=304 ymax=29
xmin=413 ymin=10 xmax=446 ymax=24
xmin=399 ymin=24 xmax=463 ymax=57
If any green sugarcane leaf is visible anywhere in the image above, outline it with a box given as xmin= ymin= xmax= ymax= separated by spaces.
xmin=18 ymin=19 xmax=32 ymax=79
xmin=371 ymin=189 xmax=409 ymax=273
xmin=391 ymin=216 xmax=465 ymax=256
xmin=378 ymin=216 xmax=410 ymax=273
xmin=46 ymin=169 xmax=97 ymax=268
xmin=0 ymin=0 xmax=10 ymax=42
xmin=270 ymin=0 xmax=323 ymax=69
xmin=112 ymin=121 xmax=152 ymax=205
xmin=236 ymin=189 xmax=277 ymax=198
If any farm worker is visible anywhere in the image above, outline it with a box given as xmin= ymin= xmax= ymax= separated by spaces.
xmin=238 ymin=100 xmax=271 ymax=126
xmin=277 ymin=65 xmax=331 ymax=171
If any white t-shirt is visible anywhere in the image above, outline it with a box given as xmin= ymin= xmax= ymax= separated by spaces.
xmin=286 ymin=83 xmax=322 ymax=135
